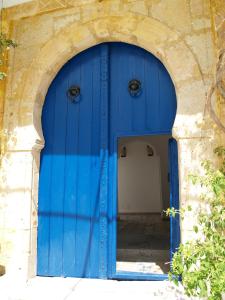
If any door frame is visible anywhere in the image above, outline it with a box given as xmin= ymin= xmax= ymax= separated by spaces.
xmin=108 ymin=131 xmax=179 ymax=280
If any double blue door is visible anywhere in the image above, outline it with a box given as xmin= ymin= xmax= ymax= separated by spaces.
xmin=37 ymin=43 xmax=178 ymax=279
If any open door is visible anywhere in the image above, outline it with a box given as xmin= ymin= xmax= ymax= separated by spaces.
xmin=38 ymin=42 xmax=177 ymax=280
xmin=169 ymin=138 xmax=180 ymax=261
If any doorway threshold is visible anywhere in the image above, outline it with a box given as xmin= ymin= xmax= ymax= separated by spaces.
xmin=112 ymin=271 xmax=169 ymax=281
xmin=117 ymin=260 xmax=168 ymax=274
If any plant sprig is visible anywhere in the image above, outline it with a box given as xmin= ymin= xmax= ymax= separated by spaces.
xmin=0 ymin=33 xmax=17 ymax=80
xmin=169 ymin=147 xmax=225 ymax=300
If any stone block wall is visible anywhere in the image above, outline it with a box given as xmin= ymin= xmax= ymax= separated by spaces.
xmin=0 ymin=0 xmax=224 ymax=280
xmin=210 ymin=0 xmax=225 ymax=142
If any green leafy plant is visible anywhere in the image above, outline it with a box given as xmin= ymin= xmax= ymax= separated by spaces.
xmin=0 ymin=32 xmax=17 ymax=157
xmin=168 ymin=147 xmax=225 ymax=300
xmin=0 ymin=32 xmax=17 ymax=80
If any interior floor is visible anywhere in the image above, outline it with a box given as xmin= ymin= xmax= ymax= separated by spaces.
xmin=117 ymin=214 xmax=170 ymax=274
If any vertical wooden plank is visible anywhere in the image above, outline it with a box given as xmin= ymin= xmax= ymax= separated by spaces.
xmin=48 ymin=66 xmax=69 ymax=276
xmin=131 ymin=48 xmax=146 ymax=132
xmin=169 ymin=138 xmax=180 ymax=261
xmin=145 ymin=57 xmax=161 ymax=132
xmin=37 ymin=82 xmax=56 ymax=275
xmin=62 ymin=59 xmax=81 ymax=277
xmin=74 ymin=50 xmax=93 ymax=277
xmin=88 ymin=51 xmax=101 ymax=277
xmin=108 ymin=134 xmax=118 ymax=278
xmin=99 ymin=43 xmax=109 ymax=279
xmin=110 ymin=43 xmax=132 ymax=134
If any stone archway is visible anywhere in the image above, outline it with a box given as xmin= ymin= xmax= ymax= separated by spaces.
xmin=13 ymin=13 xmax=206 ymax=149
xmin=2 ymin=12 xmax=209 ymax=279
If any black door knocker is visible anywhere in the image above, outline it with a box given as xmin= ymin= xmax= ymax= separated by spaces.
xmin=67 ymin=85 xmax=81 ymax=103
xmin=128 ymin=79 xmax=142 ymax=97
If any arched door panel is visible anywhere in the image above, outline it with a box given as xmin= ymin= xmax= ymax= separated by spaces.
xmin=37 ymin=42 xmax=178 ymax=279
xmin=38 ymin=46 xmax=102 ymax=278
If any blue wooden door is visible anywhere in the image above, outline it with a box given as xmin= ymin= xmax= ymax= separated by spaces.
xmin=37 ymin=42 xmax=178 ymax=279
xmin=169 ymin=138 xmax=180 ymax=261
xmin=37 ymin=45 xmax=104 ymax=278
xmin=108 ymin=43 xmax=177 ymax=279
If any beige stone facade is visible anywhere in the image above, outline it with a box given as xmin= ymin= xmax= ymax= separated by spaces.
xmin=0 ymin=0 xmax=224 ymax=280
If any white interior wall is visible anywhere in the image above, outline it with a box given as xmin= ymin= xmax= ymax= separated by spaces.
xmin=118 ymin=135 xmax=171 ymax=213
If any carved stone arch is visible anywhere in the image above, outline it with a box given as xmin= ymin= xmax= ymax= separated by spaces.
xmin=11 ymin=13 xmax=206 ymax=152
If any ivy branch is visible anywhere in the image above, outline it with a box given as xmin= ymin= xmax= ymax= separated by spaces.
xmin=168 ymin=147 xmax=225 ymax=300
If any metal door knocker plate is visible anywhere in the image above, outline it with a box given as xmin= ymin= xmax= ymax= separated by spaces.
xmin=67 ymin=85 xmax=80 ymax=103
xmin=128 ymin=79 xmax=142 ymax=97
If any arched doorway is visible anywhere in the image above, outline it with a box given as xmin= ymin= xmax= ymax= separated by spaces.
xmin=37 ymin=42 xmax=179 ymax=280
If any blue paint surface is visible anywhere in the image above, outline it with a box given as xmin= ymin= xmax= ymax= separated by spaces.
xmin=169 ymin=138 xmax=180 ymax=261
xmin=114 ymin=271 xmax=169 ymax=281
xmin=37 ymin=42 xmax=178 ymax=279
xmin=38 ymin=45 xmax=102 ymax=278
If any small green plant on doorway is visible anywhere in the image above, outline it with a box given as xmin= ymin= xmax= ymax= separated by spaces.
xmin=0 ymin=32 xmax=17 ymax=80
xmin=0 ymin=32 xmax=17 ymax=163
xmin=166 ymin=147 xmax=225 ymax=300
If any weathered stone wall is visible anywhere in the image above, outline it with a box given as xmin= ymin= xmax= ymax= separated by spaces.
xmin=211 ymin=0 xmax=225 ymax=52
xmin=0 ymin=0 xmax=223 ymax=280
xmin=210 ymin=0 xmax=225 ymax=142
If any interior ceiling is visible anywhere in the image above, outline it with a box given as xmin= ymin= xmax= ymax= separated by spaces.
xmin=2 ymin=0 xmax=32 ymax=8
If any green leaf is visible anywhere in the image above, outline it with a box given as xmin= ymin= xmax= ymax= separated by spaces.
xmin=0 ymin=33 xmax=17 ymax=80
xmin=169 ymin=147 xmax=225 ymax=300
xmin=193 ymin=225 xmax=198 ymax=233
xmin=0 ymin=72 xmax=6 ymax=80
xmin=187 ymin=205 xmax=192 ymax=211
